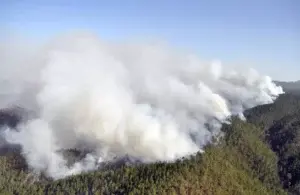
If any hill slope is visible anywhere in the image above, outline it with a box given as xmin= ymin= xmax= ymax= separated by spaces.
xmin=274 ymin=80 xmax=300 ymax=95
xmin=1 ymin=80 xmax=300 ymax=194
xmin=245 ymin=91 xmax=300 ymax=194
xmin=0 ymin=115 xmax=286 ymax=194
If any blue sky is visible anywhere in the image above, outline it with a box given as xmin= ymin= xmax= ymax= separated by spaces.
xmin=1 ymin=0 xmax=299 ymax=81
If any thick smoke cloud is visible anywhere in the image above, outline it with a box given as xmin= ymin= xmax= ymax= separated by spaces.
xmin=0 ymin=33 xmax=283 ymax=179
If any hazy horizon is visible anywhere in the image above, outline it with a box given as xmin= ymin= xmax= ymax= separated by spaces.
xmin=1 ymin=0 xmax=299 ymax=81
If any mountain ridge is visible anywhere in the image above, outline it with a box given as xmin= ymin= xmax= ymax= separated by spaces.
xmin=274 ymin=80 xmax=300 ymax=94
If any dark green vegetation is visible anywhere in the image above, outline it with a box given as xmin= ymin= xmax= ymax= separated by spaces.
xmin=0 ymin=118 xmax=286 ymax=195
xmin=1 ymin=81 xmax=300 ymax=194
xmin=245 ymin=92 xmax=300 ymax=195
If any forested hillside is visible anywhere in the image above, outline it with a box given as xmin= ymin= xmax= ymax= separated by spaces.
xmin=245 ymin=90 xmax=300 ymax=194
xmin=0 ymin=114 xmax=286 ymax=194
xmin=1 ymin=81 xmax=300 ymax=194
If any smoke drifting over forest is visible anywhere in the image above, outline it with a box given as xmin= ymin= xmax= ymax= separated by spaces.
xmin=0 ymin=33 xmax=283 ymax=179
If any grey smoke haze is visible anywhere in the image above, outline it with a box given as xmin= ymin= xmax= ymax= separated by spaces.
xmin=0 ymin=33 xmax=284 ymax=179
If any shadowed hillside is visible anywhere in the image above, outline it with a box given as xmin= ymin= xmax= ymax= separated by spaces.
xmin=275 ymin=81 xmax=300 ymax=95
xmin=244 ymin=81 xmax=300 ymax=195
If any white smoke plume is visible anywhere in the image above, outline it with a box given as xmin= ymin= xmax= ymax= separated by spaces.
xmin=0 ymin=33 xmax=283 ymax=180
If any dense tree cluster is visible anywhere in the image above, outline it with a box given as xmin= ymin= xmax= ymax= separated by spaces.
xmin=1 ymin=83 xmax=300 ymax=194
xmin=0 ymin=117 xmax=286 ymax=194
xmin=245 ymin=91 xmax=300 ymax=194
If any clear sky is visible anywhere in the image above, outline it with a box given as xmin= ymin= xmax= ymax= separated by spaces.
xmin=1 ymin=0 xmax=299 ymax=81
